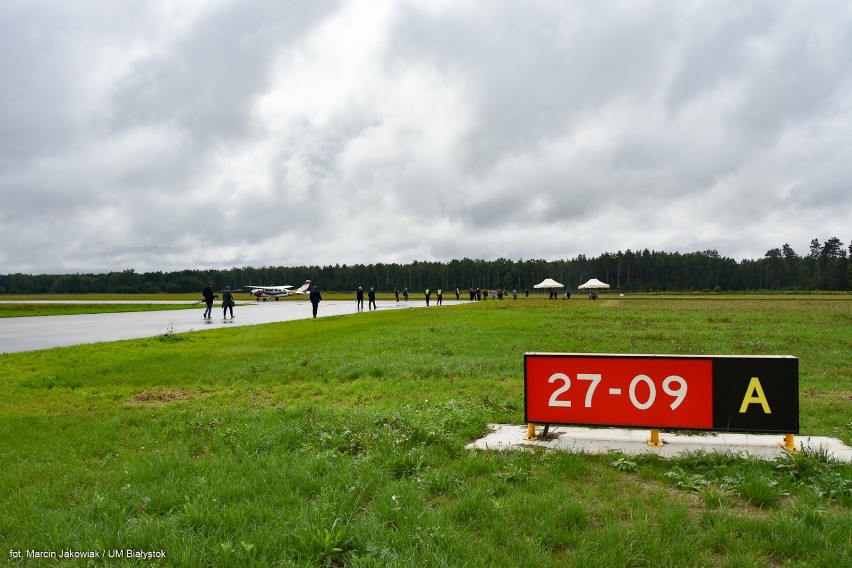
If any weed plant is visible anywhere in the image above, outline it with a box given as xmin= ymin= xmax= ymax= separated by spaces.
xmin=0 ymin=296 xmax=850 ymax=566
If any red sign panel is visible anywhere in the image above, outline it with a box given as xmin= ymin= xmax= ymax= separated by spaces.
xmin=525 ymin=354 xmax=714 ymax=429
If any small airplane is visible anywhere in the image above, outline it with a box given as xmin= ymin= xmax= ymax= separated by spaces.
xmin=244 ymin=280 xmax=312 ymax=301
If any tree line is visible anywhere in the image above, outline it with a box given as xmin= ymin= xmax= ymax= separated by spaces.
xmin=2 ymin=237 xmax=849 ymax=295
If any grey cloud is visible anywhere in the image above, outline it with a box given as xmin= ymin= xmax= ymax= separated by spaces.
xmin=1 ymin=0 xmax=850 ymax=273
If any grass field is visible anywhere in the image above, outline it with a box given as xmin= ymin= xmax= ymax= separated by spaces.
xmin=1 ymin=295 xmax=850 ymax=566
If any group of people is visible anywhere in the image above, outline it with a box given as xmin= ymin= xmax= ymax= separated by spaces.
xmin=391 ymin=288 xmax=409 ymax=301
xmin=202 ymin=282 xmax=235 ymax=319
xmin=424 ymin=288 xmax=444 ymax=306
xmin=355 ymin=287 xmax=378 ymax=311
xmin=203 ymin=281 xmax=560 ymax=321
xmin=202 ymin=282 xmax=324 ymax=319
xmin=464 ymin=287 xmax=528 ymax=301
xmin=545 ymin=289 xmax=572 ymax=300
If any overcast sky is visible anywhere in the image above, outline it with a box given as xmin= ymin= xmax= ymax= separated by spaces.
xmin=2 ymin=0 xmax=850 ymax=274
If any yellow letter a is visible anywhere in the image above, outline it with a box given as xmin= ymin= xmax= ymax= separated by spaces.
xmin=739 ymin=377 xmax=772 ymax=414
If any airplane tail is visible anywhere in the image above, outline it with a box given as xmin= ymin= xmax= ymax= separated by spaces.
xmin=297 ymin=280 xmax=312 ymax=293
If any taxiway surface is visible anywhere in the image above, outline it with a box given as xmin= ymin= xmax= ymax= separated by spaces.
xmin=0 ymin=299 xmax=458 ymax=353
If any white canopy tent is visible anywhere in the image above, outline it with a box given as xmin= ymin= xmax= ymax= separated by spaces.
xmin=534 ymin=278 xmax=565 ymax=299
xmin=578 ymin=278 xmax=610 ymax=290
xmin=578 ymin=278 xmax=609 ymax=299
xmin=533 ymin=278 xmax=564 ymax=289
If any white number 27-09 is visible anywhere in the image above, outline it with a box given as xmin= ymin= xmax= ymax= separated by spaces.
xmin=547 ymin=372 xmax=688 ymax=410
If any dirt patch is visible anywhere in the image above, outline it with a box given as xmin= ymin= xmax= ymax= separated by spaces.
xmin=132 ymin=390 xmax=193 ymax=403
xmin=532 ymin=429 xmax=566 ymax=442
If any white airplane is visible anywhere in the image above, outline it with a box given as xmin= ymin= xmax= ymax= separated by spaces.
xmin=244 ymin=280 xmax=312 ymax=301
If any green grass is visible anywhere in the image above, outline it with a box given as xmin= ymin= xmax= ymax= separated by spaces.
xmin=0 ymin=296 xmax=850 ymax=566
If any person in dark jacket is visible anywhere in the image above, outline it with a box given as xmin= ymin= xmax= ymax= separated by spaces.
xmin=368 ymin=287 xmax=377 ymax=310
xmin=356 ymin=287 xmax=364 ymax=311
xmin=202 ymin=282 xmax=217 ymax=319
xmin=309 ymin=286 xmax=322 ymax=318
xmin=222 ymin=286 xmax=235 ymax=319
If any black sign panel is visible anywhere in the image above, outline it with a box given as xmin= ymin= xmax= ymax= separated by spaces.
xmin=711 ymin=356 xmax=798 ymax=433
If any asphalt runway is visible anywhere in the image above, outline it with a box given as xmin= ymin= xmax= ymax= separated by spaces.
xmin=0 ymin=299 xmax=463 ymax=353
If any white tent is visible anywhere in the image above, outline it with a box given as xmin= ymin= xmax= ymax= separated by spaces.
xmin=533 ymin=278 xmax=564 ymax=289
xmin=578 ymin=278 xmax=610 ymax=290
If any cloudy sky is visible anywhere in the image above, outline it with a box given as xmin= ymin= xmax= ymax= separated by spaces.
xmin=2 ymin=0 xmax=850 ymax=274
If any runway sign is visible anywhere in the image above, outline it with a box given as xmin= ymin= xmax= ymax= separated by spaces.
xmin=524 ymin=353 xmax=798 ymax=433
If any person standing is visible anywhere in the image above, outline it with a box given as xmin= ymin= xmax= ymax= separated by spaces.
xmin=310 ymin=285 xmax=322 ymax=318
xmin=356 ymin=287 xmax=364 ymax=311
xmin=403 ymin=288 xmax=409 ymax=301
xmin=222 ymin=286 xmax=235 ymax=319
xmin=368 ymin=287 xmax=377 ymax=310
xmin=436 ymin=288 xmax=443 ymax=305
xmin=394 ymin=288 xmax=400 ymax=302
xmin=425 ymin=287 xmax=431 ymax=306
xmin=455 ymin=288 xmax=460 ymax=301
xmin=202 ymin=282 xmax=217 ymax=319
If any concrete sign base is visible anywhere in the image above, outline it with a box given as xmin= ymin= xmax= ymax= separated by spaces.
xmin=467 ymin=424 xmax=852 ymax=462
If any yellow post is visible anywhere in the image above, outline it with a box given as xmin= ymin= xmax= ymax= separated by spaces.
xmin=525 ymin=423 xmax=538 ymax=441
xmin=647 ymin=428 xmax=664 ymax=447
xmin=780 ymin=434 xmax=798 ymax=453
